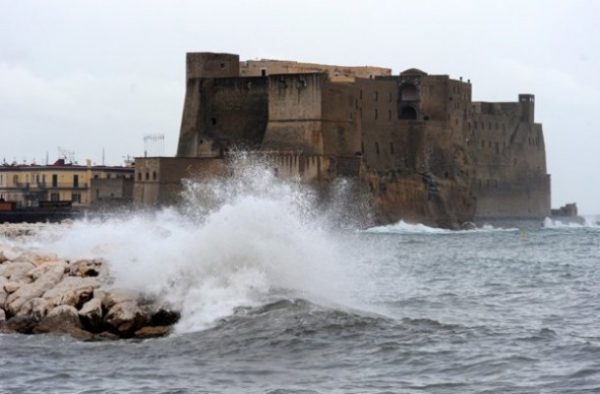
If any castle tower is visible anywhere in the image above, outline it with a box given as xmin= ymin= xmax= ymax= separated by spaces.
xmin=186 ymin=52 xmax=240 ymax=80
xmin=519 ymin=94 xmax=535 ymax=124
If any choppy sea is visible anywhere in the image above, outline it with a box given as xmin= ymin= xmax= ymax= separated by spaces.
xmin=1 ymin=162 xmax=599 ymax=393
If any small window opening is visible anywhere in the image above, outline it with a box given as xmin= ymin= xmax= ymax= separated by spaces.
xmin=389 ymin=142 xmax=395 ymax=154
xmin=211 ymin=117 xmax=217 ymax=126
xmin=375 ymin=142 xmax=380 ymax=155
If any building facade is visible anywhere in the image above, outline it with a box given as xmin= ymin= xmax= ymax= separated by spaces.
xmin=0 ymin=159 xmax=134 ymax=208
xmin=135 ymin=52 xmax=551 ymax=228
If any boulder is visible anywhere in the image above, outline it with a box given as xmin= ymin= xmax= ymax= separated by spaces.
xmin=105 ymin=301 xmax=146 ymax=336
xmin=134 ymin=325 xmax=172 ymax=339
xmin=17 ymin=252 xmax=61 ymax=267
xmin=69 ymin=259 xmax=104 ymax=278
xmin=42 ymin=276 xmax=100 ymax=308
xmin=1 ymin=315 xmax=38 ymax=334
xmin=5 ymin=262 xmax=64 ymax=315
xmin=0 ymin=277 xmax=7 ymax=306
xmin=141 ymin=302 xmax=181 ymax=326
xmin=16 ymin=297 xmax=51 ymax=321
xmin=79 ymin=297 xmax=104 ymax=331
xmin=28 ymin=261 xmax=67 ymax=281
xmin=0 ymin=261 xmax=36 ymax=282
xmin=0 ymin=246 xmax=21 ymax=262
xmin=33 ymin=305 xmax=93 ymax=341
xmin=102 ymin=289 xmax=140 ymax=311
xmin=3 ymin=281 xmax=22 ymax=294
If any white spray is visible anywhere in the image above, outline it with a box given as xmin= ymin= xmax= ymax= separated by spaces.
xmin=8 ymin=155 xmax=360 ymax=333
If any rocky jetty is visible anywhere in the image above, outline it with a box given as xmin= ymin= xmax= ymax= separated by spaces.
xmin=0 ymin=245 xmax=179 ymax=340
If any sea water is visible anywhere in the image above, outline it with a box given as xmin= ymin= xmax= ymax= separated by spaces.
xmin=1 ymin=158 xmax=599 ymax=393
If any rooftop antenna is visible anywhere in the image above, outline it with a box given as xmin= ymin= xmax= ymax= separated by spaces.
xmin=143 ymin=133 xmax=165 ymax=157
xmin=57 ymin=147 xmax=76 ymax=164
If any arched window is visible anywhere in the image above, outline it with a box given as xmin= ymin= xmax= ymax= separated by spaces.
xmin=399 ymin=106 xmax=417 ymax=120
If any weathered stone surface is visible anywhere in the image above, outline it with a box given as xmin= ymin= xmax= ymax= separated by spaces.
xmin=0 ymin=277 xmax=8 ymax=306
xmin=43 ymin=276 xmax=99 ymax=308
xmin=28 ymin=261 xmax=67 ymax=281
xmin=102 ymin=289 xmax=140 ymax=310
xmin=5 ymin=263 xmax=64 ymax=315
xmin=105 ymin=301 xmax=145 ymax=335
xmin=79 ymin=297 xmax=103 ymax=331
xmin=3 ymin=281 xmax=22 ymax=294
xmin=1 ymin=315 xmax=38 ymax=333
xmin=17 ymin=252 xmax=61 ymax=267
xmin=141 ymin=302 xmax=181 ymax=327
xmin=0 ymin=261 xmax=36 ymax=281
xmin=16 ymin=297 xmax=51 ymax=321
xmin=134 ymin=325 xmax=172 ymax=338
xmin=0 ymin=246 xmax=21 ymax=262
xmin=0 ymin=251 xmax=7 ymax=264
xmin=69 ymin=259 xmax=104 ymax=278
xmin=33 ymin=305 xmax=93 ymax=340
xmin=0 ymin=308 xmax=5 ymax=322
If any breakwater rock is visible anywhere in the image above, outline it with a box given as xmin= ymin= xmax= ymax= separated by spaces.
xmin=0 ymin=246 xmax=179 ymax=340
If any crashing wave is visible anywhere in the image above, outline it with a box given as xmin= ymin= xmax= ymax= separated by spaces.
xmin=365 ymin=220 xmax=518 ymax=234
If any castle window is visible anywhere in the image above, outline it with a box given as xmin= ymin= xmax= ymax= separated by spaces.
xmin=261 ymin=69 xmax=266 ymax=77
xmin=145 ymin=172 xmax=149 ymax=181
xmin=220 ymin=63 xmax=225 ymax=69
xmin=399 ymin=106 xmax=417 ymax=120
xmin=374 ymin=91 xmax=378 ymax=101
xmin=211 ymin=117 xmax=217 ymax=126
xmin=375 ymin=142 xmax=380 ymax=155
xmin=153 ymin=171 xmax=157 ymax=180
xmin=360 ymin=90 xmax=363 ymax=99
xmin=374 ymin=109 xmax=378 ymax=120
xmin=389 ymin=142 xmax=394 ymax=154
xmin=495 ymin=142 xmax=499 ymax=154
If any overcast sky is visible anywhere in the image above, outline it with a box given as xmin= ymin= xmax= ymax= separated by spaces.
xmin=1 ymin=0 xmax=599 ymax=213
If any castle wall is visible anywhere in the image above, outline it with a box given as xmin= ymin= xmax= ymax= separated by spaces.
xmin=240 ymin=59 xmax=391 ymax=81
xmin=262 ymin=73 xmax=325 ymax=153
xmin=134 ymin=157 xmax=227 ymax=206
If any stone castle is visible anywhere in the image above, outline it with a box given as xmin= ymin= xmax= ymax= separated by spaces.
xmin=134 ymin=52 xmax=551 ymax=228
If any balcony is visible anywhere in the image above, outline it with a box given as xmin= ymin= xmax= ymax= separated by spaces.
xmin=12 ymin=182 xmax=88 ymax=190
